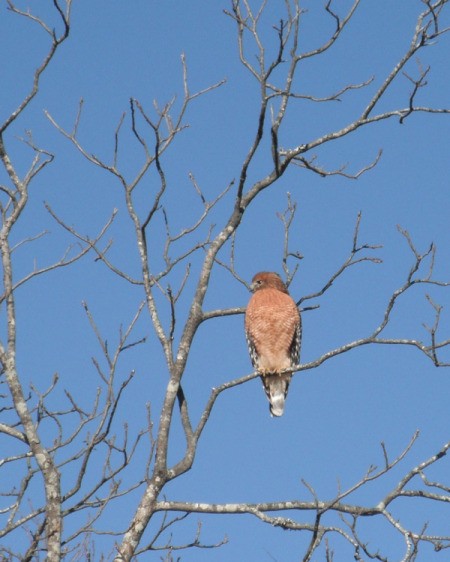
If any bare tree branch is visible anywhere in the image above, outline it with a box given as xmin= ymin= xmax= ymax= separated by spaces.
xmin=1 ymin=0 xmax=72 ymax=133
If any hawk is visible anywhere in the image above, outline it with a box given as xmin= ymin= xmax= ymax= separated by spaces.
xmin=245 ymin=272 xmax=301 ymax=417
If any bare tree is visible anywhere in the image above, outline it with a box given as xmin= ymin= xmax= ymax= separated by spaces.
xmin=1 ymin=0 xmax=450 ymax=560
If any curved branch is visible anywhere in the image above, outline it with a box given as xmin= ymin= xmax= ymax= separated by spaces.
xmin=1 ymin=1 xmax=71 ymax=133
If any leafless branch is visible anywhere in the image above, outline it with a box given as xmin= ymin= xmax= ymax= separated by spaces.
xmin=268 ymin=76 xmax=375 ymax=104
xmin=299 ymin=211 xmax=382 ymax=306
xmin=44 ymin=203 xmax=143 ymax=285
xmin=288 ymin=149 xmax=383 ymax=179
xmin=277 ymin=192 xmax=303 ymax=285
xmin=155 ymin=433 xmax=450 ymax=556
xmin=1 ymin=0 xmax=72 ymax=133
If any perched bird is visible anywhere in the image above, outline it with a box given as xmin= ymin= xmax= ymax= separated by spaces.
xmin=245 ymin=272 xmax=301 ymax=417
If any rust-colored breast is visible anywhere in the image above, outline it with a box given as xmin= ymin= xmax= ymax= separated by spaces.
xmin=245 ymin=287 xmax=301 ymax=373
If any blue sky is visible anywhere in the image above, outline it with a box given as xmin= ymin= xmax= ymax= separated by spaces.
xmin=1 ymin=1 xmax=450 ymax=560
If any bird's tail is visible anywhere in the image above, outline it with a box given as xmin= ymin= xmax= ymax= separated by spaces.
xmin=262 ymin=374 xmax=291 ymax=417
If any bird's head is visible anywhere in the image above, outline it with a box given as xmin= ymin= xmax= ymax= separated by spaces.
xmin=250 ymin=272 xmax=288 ymax=294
